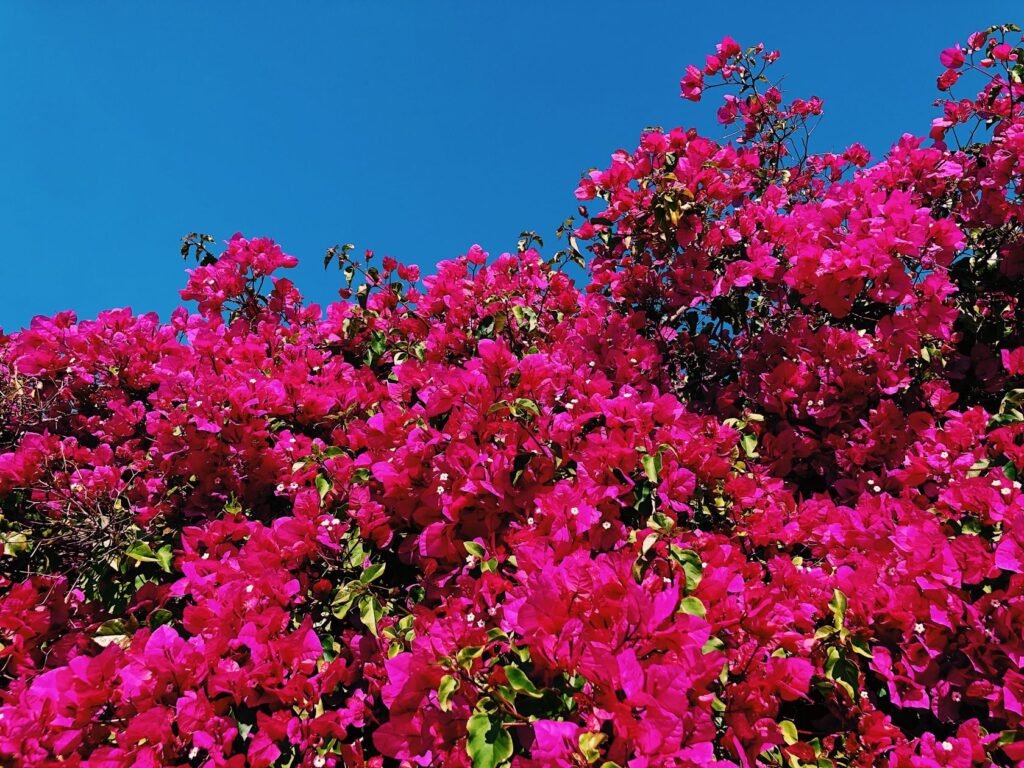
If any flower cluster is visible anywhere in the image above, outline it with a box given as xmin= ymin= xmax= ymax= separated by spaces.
xmin=2 ymin=24 xmax=1024 ymax=768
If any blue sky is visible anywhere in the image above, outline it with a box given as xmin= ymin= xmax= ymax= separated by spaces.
xmin=1 ymin=3 xmax=1019 ymax=330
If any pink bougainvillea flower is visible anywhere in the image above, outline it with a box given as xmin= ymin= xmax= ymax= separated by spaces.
xmin=940 ymin=45 xmax=965 ymax=68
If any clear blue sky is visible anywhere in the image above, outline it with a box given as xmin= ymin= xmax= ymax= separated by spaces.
xmin=1 ymin=3 xmax=1019 ymax=330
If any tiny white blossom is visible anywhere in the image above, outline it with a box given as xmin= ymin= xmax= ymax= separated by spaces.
xmin=602 ymin=521 xmax=611 ymax=530
xmin=940 ymin=742 xmax=953 ymax=752
xmin=914 ymin=622 xmax=925 ymax=633
xmin=466 ymin=612 xmax=476 ymax=622
xmin=570 ymin=507 xmax=579 ymax=516
xmin=440 ymin=472 xmax=449 ymax=482
xmin=245 ymin=584 xmax=254 ymax=593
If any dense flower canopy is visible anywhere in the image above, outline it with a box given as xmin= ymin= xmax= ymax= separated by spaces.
xmin=2 ymin=24 xmax=1024 ymax=768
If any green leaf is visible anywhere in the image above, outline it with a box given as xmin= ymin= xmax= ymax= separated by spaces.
xmin=514 ymin=398 xmax=540 ymax=417
xmin=332 ymin=583 xmax=359 ymax=620
xmin=360 ymin=562 xmax=386 ymax=584
xmin=315 ymin=474 xmax=332 ymax=501
xmin=94 ymin=619 xmax=131 ymax=648
xmin=457 ymin=645 xmax=485 ymax=669
xmin=779 ymin=720 xmax=799 ymax=746
xmin=678 ymin=596 xmax=706 ymax=618
xmin=998 ymin=729 xmax=1022 ymax=746
xmin=823 ymin=647 xmax=858 ymax=698
xmin=640 ymin=452 xmax=661 ymax=483
xmin=511 ymin=305 xmax=538 ymax=331
xmin=125 ymin=541 xmax=158 ymax=562
xmin=438 ymin=674 xmax=460 ymax=712
xmin=156 ymin=544 xmax=175 ymax=573
xmin=486 ymin=628 xmax=509 ymax=643
xmin=849 ymin=635 xmax=874 ymax=659
xmin=829 ymin=589 xmax=848 ymax=629
xmin=357 ymin=595 xmax=382 ymax=636
xmin=669 ymin=546 xmax=703 ymax=593
xmin=640 ymin=532 xmax=659 ymax=557
xmin=148 ymin=609 xmax=175 ymax=629
xmin=702 ymin=635 xmax=725 ymax=654
xmin=466 ymin=711 xmax=513 ymax=768
xmin=503 ymin=665 xmax=543 ymax=698
xmin=464 ymin=541 xmax=487 ymax=559
xmin=578 ymin=732 xmax=606 ymax=763
xmin=1 ymin=531 xmax=28 ymax=556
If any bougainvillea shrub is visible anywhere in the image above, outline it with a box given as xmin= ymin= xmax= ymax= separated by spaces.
xmin=2 ymin=23 xmax=1024 ymax=768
